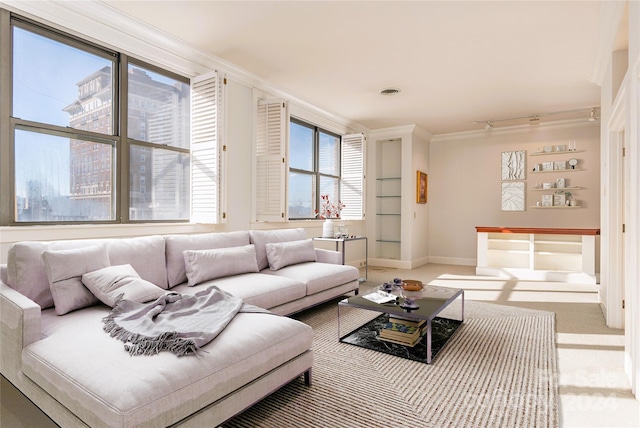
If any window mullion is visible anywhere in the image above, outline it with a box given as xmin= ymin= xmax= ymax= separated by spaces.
xmin=314 ymin=125 xmax=321 ymax=214
xmin=118 ymin=54 xmax=128 ymax=223
xmin=0 ymin=9 xmax=12 ymax=225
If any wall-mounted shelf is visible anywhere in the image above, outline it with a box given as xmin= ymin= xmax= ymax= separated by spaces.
xmin=531 ymin=205 xmax=581 ymax=209
xmin=531 ymin=168 xmax=581 ymax=173
xmin=531 ymin=186 xmax=581 ymax=191
xmin=530 ymin=149 xmax=584 ymax=156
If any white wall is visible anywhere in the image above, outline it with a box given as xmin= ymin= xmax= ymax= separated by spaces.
xmin=428 ymin=122 xmax=601 ymax=266
xmin=597 ymin=0 xmax=640 ymax=399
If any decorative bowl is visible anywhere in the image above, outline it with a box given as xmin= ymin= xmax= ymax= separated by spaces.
xmin=401 ymin=280 xmax=423 ymax=291
xmin=400 ymin=280 xmax=423 ymax=309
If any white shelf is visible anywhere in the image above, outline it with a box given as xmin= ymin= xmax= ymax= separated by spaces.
xmin=530 ymin=149 xmax=584 ymax=156
xmin=530 ymin=186 xmax=581 ymax=191
xmin=531 ymin=205 xmax=580 ymax=209
xmin=476 ymin=228 xmax=598 ymax=284
xmin=531 ymin=168 xmax=581 ymax=173
xmin=375 ymin=139 xmax=402 ymax=260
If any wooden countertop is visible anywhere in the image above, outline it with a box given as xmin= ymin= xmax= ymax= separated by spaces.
xmin=475 ymin=226 xmax=600 ymax=235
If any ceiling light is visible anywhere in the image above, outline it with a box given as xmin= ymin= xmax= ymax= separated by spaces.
xmin=474 ymin=107 xmax=600 ymax=129
xmin=380 ymin=87 xmax=401 ymax=96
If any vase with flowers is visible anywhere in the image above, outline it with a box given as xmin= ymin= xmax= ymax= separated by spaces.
xmin=316 ymin=194 xmax=345 ymax=237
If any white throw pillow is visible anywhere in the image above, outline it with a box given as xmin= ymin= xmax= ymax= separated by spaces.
xmin=266 ymin=239 xmax=317 ymax=270
xmin=249 ymin=228 xmax=307 ymax=271
xmin=42 ymin=244 xmax=110 ymax=315
xmin=183 ymin=244 xmax=260 ymax=286
xmin=82 ymin=264 xmax=166 ymax=307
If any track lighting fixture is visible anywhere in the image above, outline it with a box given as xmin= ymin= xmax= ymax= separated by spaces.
xmin=473 ymin=107 xmax=599 ymax=130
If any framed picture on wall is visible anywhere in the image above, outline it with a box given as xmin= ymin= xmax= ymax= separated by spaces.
xmin=416 ymin=171 xmax=427 ymax=204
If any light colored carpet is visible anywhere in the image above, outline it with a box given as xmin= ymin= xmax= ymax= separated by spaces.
xmin=224 ymin=298 xmax=558 ymax=428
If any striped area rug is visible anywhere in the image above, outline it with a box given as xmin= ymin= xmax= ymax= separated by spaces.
xmin=224 ymin=299 xmax=558 ymax=428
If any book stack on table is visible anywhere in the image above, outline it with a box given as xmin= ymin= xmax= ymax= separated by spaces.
xmin=379 ymin=316 xmax=427 ymax=347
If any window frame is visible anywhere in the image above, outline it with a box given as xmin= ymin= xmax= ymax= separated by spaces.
xmin=0 ymin=10 xmax=192 ymax=226
xmin=288 ymin=117 xmax=342 ymax=220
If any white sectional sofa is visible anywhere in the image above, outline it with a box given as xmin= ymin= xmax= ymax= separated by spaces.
xmin=0 ymin=228 xmax=359 ymax=427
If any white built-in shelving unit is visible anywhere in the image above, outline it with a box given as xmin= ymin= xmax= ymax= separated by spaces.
xmin=476 ymin=227 xmax=600 ymax=284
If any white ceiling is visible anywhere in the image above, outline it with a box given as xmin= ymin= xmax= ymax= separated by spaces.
xmin=102 ymin=1 xmax=608 ymax=135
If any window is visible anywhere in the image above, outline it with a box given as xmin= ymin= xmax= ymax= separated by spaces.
xmin=289 ymin=118 xmax=341 ymax=220
xmin=1 ymin=11 xmax=191 ymax=224
xmin=254 ymin=99 xmax=364 ymax=222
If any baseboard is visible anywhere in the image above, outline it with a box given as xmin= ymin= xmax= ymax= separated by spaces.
xmin=368 ymin=258 xmax=412 ymax=269
xmin=428 ymin=256 xmax=476 ymax=266
xmin=475 ymin=266 xmax=597 ymax=284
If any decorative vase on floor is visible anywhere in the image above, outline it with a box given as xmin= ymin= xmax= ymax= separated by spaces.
xmin=323 ymin=219 xmax=335 ymax=238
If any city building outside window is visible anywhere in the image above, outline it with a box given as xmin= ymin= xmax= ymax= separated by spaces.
xmin=2 ymin=13 xmax=190 ymax=224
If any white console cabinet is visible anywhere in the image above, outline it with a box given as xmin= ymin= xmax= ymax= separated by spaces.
xmin=476 ymin=227 xmax=599 ymax=284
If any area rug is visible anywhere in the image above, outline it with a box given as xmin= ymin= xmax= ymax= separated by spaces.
xmin=223 ymin=299 xmax=558 ymax=428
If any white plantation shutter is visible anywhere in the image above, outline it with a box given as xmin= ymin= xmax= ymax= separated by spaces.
xmin=340 ymin=133 xmax=365 ymax=219
xmin=255 ymin=99 xmax=287 ymax=221
xmin=190 ymin=71 xmax=225 ymax=223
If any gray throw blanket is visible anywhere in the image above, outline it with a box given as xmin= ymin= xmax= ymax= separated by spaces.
xmin=103 ymin=286 xmax=267 ymax=357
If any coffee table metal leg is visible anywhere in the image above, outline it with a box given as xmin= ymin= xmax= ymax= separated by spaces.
xmin=426 ymin=321 xmax=432 ymax=364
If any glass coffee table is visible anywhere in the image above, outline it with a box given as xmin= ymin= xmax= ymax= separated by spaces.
xmin=338 ymin=284 xmax=464 ymax=364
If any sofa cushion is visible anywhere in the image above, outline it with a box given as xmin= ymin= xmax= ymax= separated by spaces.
xmin=172 ymin=273 xmax=306 ymax=310
xmin=183 ymin=245 xmax=260 ymax=286
xmin=22 ymin=306 xmax=312 ymax=428
xmin=105 ymin=236 xmax=168 ymax=289
xmin=249 ymin=228 xmax=307 ymax=271
xmin=264 ymin=261 xmax=359 ymax=295
xmin=82 ymin=264 xmax=166 ymax=307
xmin=7 ymin=241 xmax=56 ymax=309
xmin=7 ymin=236 xmax=168 ymax=309
xmin=42 ymin=245 xmax=111 ymax=315
xmin=165 ymin=231 xmax=251 ymax=288
xmin=266 ymin=239 xmax=317 ymax=270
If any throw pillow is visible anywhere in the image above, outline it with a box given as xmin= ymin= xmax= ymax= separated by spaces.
xmin=266 ymin=239 xmax=317 ymax=270
xmin=82 ymin=264 xmax=166 ymax=307
xmin=183 ymin=244 xmax=260 ymax=286
xmin=249 ymin=228 xmax=307 ymax=270
xmin=42 ymin=244 xmax=111 ymax=315
xmin=165 ymin=231 xmax=251 ymax=288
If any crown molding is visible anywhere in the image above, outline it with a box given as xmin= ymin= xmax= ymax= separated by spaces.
xmin=431 ymin=119 xmax=599 ymax=144
xmin=368 ymin=124 xmax=432 ymax=141
xmin=0 ymin=0 xmax=365 ymax=133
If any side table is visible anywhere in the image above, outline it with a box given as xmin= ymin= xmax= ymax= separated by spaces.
xmin=312 ymin=236 xmax=368 ymax=282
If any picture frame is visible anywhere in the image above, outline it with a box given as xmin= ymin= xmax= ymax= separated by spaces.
xmin=501 ymin=150 xmax=526 ymax=181
xmin=554 ymin=160 xmax=567 ymax=170
xmin=554 ymin=193 xmax=566 ymax=206
xmin=416 ymin=171 xmax=427 ymax=204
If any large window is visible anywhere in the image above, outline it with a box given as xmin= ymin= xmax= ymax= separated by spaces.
xmin=1 ymin=12 xmax=190 ymax=224
xmin=288 ymin=118 xmax=341 ymax=219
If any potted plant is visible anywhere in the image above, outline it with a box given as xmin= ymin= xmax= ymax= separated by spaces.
xmin=564 ymin=192 xmax=578 ymax=206
xmin=316 ymin=195 xmax=345 ymax=237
